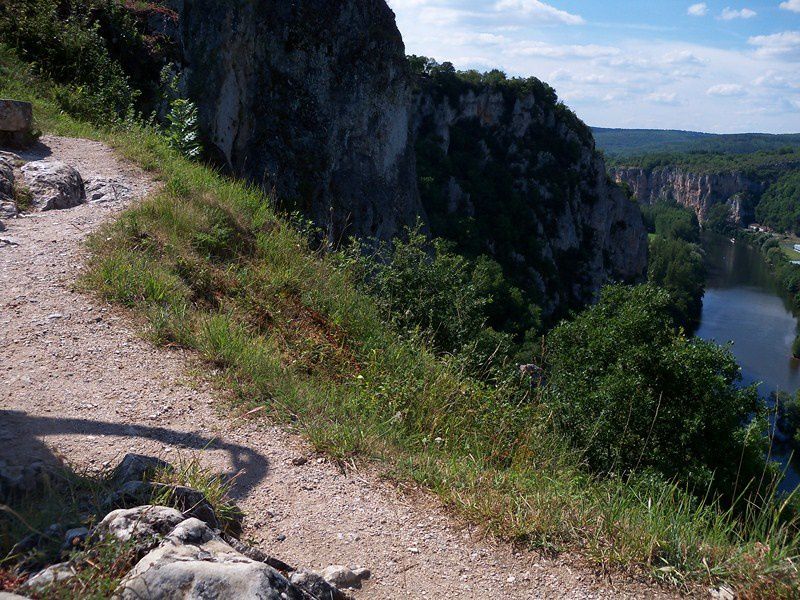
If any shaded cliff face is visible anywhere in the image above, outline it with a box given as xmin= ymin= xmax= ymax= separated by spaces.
xmin=172 ymin=0 xmax=423 ymax=243
xmin=413 ymin=80 xmax=648 ymax=316
xmin=156 ymin=2 xmax=646 ymax=317
xmin=611 ymin=166 xmax=767 ymax=225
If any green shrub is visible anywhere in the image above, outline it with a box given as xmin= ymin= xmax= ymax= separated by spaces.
xmin=0 ymin=0 xmax=140 ymax=123
xmin=165 ymin=98 xmax=202 ymax=160
xmin=351 ymin=228 xmax=514 ymax=375
xmin=543 ymin=284 xmax=772 ymax=500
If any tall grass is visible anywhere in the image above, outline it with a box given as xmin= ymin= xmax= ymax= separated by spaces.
xmin=2 ymin=46 xmax=799 ymax=596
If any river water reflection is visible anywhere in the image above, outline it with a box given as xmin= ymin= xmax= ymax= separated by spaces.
xmin=697 ymin=233 xmax=800 ymax=490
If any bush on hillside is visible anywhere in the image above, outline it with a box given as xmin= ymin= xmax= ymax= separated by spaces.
xmin=543 ymin=284 xmax=772 ymax=499
xmin=350 ymin=228 xmax=541 ymax=377
xmin=165 ymin=98 xmax=202 ymax=159
xmin=0 ymin=0 xmax=147 ymax=123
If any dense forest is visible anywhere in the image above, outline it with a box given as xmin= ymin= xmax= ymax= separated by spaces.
xmin=595 ymin=127 xmax=800 ymax=159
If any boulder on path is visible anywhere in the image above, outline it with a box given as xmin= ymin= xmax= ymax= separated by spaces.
xmin=320 ymin=564 xmax=367 ymax=589
xmin=115 ymin=518 xmax=308 ymax=600
xmin=20 ymin=160 xmax=85 ymax=211
xmin=0 ymin=100 xmax=33 ymax=147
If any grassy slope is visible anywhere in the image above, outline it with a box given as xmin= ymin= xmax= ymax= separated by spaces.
xmin=3 ymin=48 xmax=799 ymax=597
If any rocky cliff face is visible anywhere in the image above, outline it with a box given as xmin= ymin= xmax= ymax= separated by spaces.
xmin=611 ymin=166 xmax=767 ymax=225
xmin=413 ymin=80 xmax=648 ymax=315
xmin=170 ymin=0 xmax=423 ymax=243
xmin=152 ymin=1 xmax=646 ymax=316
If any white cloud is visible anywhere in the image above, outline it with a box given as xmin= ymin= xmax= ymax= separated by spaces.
xmin=748 ymin=31 xmax=800 ymax=59
xmin=646 ymin=92 xmax=681 ymax=105
xmin=781 ymin=0 xmax=800 ymax=13
xmin=707 ymin=83 xmax=746 ymax=96
xmin=447 ymin=32 xmax=509 ymax=46
xmin=754 ymin=71 xmax=800 ymax=89
xmin=688 ymin=3 xmax=708 ymax=16
xmin=720 ymin=7 xmax=757 ymax=20
xmin=494 ymin=0 xmax=585 ymax=25
xmin=663 ymin=50 xmax=705 ymax=65
xmin=418 ymin=7 xmax=472 ymax=26
xmin=549 ymin=70 xmax=618 ymax=85
xmin=508 ymin=41 xmax=619 ymax=59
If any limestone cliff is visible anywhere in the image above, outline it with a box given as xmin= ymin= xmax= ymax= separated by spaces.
xmin=145 ymin=1 xmax=646 ymax=317
xmin=170 ymin=0 xmax=423 ymax=243
xmin=412 ymin=75 xmax=647 ymax=315
xmin=611 ymin=166 xmax=767 ymax=225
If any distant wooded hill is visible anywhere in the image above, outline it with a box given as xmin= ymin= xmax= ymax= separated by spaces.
xmin=593 ymin=127 xmax=800 ymax=159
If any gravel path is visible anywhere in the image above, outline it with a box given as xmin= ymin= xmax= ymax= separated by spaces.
xmin=0 ymin=136 xmax=678 ymax=599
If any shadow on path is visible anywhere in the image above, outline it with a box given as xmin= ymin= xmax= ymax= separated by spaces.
xmin=0 ymin=410 xmax=269 ymax=501
xmin=10 ymin=139 xmax=53 ymax=161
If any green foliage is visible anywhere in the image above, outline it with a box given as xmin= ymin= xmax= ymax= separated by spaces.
xmin=776 ymin=391 xmax=800 ymax=452
xmin=705 ymin=204 xmax=735 ymax=235
xmin=165 ymin=98 xmax=202 ymax=160
xmin=610 ymin=149 xmax=800 ymax=181
xmin=648 ymin=236 xmax=706 ymax=330
xmin=641 ymin=202 xmax=700 ymax=242
xmin=543 ymin=284 xmax=772 ymax=499
xmin=350 ymin=228 xmax=540 ymax=376
xmin=756 ymin=171 xmax=800 ymax=235
xmin=0 ymin=0 xmax=141 ymax=123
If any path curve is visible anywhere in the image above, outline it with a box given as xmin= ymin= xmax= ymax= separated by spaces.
xmin=0 ymin=135 xmax=676 ymax=599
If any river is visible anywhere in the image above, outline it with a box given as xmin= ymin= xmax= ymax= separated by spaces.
xmin=697 ymin=233 xmax=800 ymax=490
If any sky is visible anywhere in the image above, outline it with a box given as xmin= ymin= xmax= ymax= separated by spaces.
xmin=386 ymin=0 xmax=800 ymax=133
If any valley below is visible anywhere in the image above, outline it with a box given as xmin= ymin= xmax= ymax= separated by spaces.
xmin=698 ymin=233 xmax=800 ymax=490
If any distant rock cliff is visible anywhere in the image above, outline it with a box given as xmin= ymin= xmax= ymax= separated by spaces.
xmin=150 ymin=1 xmax=646 ymax=316
xmin=412 ymin=75 xmax=647 ymax=315
xmin=611 ymin=166 xmax=767 ymax=225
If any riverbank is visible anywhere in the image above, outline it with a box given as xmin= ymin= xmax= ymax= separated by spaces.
xmin=733 ymin=229 xmax=800 ymax=341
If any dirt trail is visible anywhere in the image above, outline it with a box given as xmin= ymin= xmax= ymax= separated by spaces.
xmin=0 ymin=136 xmax=676 ymax=599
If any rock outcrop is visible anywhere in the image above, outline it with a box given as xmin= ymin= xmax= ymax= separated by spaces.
xmin=171 ymin=0 xmax=423 ymax=244
xmin=413 ymin=81 xmax=648 ymax=315
xmin=20 ymin=160 xmax=85 ymax=211
xmin=0 ymin=99 xmax=33 ymax=147
xmin=135 ymin=1 xmax=647 ymax=316
xmin=4 ymin=454 xmax=360 ymax=599
xmin=116 ymin=517 xmax=311 ymax=600
xmin=611 ymin=166 xmax=768 ymax=225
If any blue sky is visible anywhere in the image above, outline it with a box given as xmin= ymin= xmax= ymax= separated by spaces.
xmin=386 ymin=1 xmax=800 ymax=133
